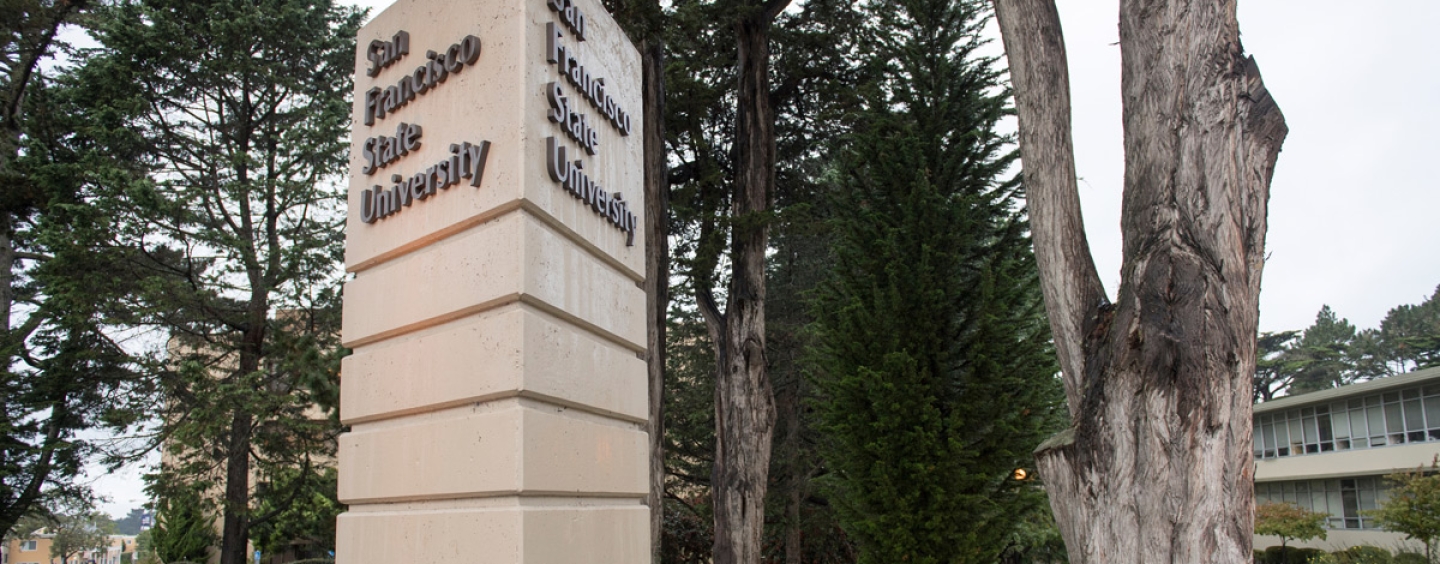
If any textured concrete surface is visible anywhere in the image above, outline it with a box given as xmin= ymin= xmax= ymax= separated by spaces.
xmin=339 ymin=0 xmax=646 ymax=559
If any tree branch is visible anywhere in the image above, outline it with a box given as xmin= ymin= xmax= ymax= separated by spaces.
xmin=2 ymin=0 xmax=88 ymax=131
xmin=694 ymin=276 xmax=726 ymax=359
xmin=992 ymin=0 xmax=1106 ymax=415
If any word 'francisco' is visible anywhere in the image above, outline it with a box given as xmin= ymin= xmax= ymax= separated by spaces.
xmin=362 ymin=122 xmax=422 ymax=175
xmin=365 ymin=34 xmax=481 ymax=126
xmin=367 ymin=30 xmax=410 ymax=77
xmin=545 ymin=137 xmax=636 ymax=245
xmin=361 ymin=140 xmax=491 ymax=223
xmin=546 ymin=23 xmax=631 ymax=136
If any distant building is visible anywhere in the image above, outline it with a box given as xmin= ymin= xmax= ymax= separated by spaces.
xmin=2 ymin=532 xmax=136 ymax=564
xmin=1254 ymin=365 xmax=1440 ymax=551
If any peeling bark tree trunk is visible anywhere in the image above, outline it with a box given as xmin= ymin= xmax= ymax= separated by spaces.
xmin=711 ymin=14 xmax=778 ymax=563
xmin=640 ymin=37 xmax=669 ymax=564
xmin=696 ymin=3 xmax=789 ymax=563
xmin=993 ymin=1 xmax=1287 ymax=562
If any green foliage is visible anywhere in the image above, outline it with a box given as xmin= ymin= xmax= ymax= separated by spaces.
xmin=998 ymin=503 xmax=1069 ymax=564
xmin=1326 ymin=546 xmax=1395 ymax=564
xmin=135 ymin=527 xmax=162 ymax=564
xmin=113 ymin=507 xmax=145 ymax=536
xmin=1288 ymin=306 xmax=1360 ymax=394
xmin=1258 ymin=286 xmax=1440 ymax=400
xmin=1256 ymin=501 xmax=1328 ymax=548
xmin=75 ymin=0 xmax=362 ymax=560
xmin=149 ymin=486 xmax=216 ymax=564
xmin=135 ymin=528 xmax=152 ymax=554
xmin=249 ymin=466 xmax=343 ymax=561
xmin=1368 ymin=461 xmax=1440 ymax=562
xmin=1356 ymin=286 xmax=1440 ymax=378
xmin=660 ymin=497 xmax=714 ymax=564
xmin=1255 ymin=330 xmax=1301 ymax=401
xmin=661 ymin=298 xmax=717 ymax=500
xmin=806 ymin=0 xmax=1064 ymax=562
xmin=4 ymin=513 xmax=48 ymax=543
xmin=2 ymin=0 xmax=150 ymax=536
xmin=1257 ymin=546 xmax=1327 ymax=564
xmin=1392 ymin=552 xmax=1428 ymax=564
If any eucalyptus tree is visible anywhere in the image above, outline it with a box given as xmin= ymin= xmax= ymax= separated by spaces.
xmin=80 ymin=1 xmax=362 ymax=564
xmin=994 ymin=0 xmax=1288 ymax=561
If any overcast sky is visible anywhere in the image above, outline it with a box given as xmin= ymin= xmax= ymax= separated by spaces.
xmin=1055 ymin=0 xmax=1440 ymax=334
xmin=91 ymin=0 xmax=1440 ymax=516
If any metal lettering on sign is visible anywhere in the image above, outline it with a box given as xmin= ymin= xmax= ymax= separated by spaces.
xmin=364 ymin=33 xmax=482 ymax=125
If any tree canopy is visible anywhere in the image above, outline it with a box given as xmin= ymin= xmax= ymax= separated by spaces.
xmin=1 ymin=0 xmax=148 ymax=541
xmin=75 ymin=0 xmax=361 ymax=562
xmin=1256 ymin=286 xmax=1440 ymax=401
xmin=1255 ymin=501 xmax=1328 ymax=549
xmin=806 ymin=0 xmax=1063 ymax=561
xmin=1368 ymin=460 xmax=1440 ymax=563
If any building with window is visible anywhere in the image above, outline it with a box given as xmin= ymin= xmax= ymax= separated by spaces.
xmin=1254 ymin=365 xmax=1440 ymax=551
xmin=1 ymin=532 xmax=136 ymax=564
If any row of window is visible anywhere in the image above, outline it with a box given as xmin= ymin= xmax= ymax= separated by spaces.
xmin=1253 ymin=384 xmax=1440 ymax=459
xmin=1256 ymin=477 xmax=1388 ymax=530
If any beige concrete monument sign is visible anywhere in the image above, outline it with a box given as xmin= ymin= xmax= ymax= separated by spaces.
xmin=337 ymin=0 xmax=647 ymax=560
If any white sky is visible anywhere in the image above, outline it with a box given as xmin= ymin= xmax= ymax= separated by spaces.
xmin=1056 ymin=0 xmax=1440 ymax=334
xmin=89 ymin=0 xmax=1440 ymax=516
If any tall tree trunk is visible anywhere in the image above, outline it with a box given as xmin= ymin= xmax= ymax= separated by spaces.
xmin=993 ymin=1 xmax=1287 ymax=562
xmin=641 ymin=38 xmax=670 ymax=564
xmin=220 ymin=410 xmax=252 ymax=564
xmin=220 ymin=301 xmax=267 ymax=564
xmin=701 ymin=3 xmax=788 ymax=563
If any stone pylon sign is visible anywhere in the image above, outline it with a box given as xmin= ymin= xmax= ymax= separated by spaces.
xmin=337 ymin=0 xmax=648 ymax=560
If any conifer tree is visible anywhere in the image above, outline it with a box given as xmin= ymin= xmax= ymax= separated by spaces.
xmin=78 ymin=1 xmax=362 ymax=563
xmin=150 ymin=487 xmax=216 ymax=564
xmin=1356 ymin=286 xmax=1440 ymax=378
xmin=1287 ymin=306 xmax=1359 ymax=394
xmin=807 ymin=0 xmax=1063 ymax=562
xmin=1 ymin=1 xmax=148 ymax=539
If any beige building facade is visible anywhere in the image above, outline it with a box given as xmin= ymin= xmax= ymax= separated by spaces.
xmin=2 ymin=534 xmax=137 ymax=564
xmin=1254 ymin=366 xmax=1440 ymax=552
xmin=338 ymin=0 xmax=649 ymax=562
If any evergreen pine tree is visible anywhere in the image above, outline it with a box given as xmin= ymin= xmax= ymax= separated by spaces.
xmin=150 ymin=487 xmax=217 ymax=564
xmin=1355 ymin=285 xmax=1440 ymax=377
xmin=1287 ymin=305 xmax=1358 ymax=394
xmin=1 ymin=0 xmax=148 ymax=539
xmin=77 ymin=1 xmax=362 ymax=563
xmin=807 ymin=0 xmax=1063 ymax=562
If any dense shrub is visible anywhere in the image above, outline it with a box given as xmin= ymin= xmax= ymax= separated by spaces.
xmin=1259 ymin=545 xmax=1327 ymax=564
xmin=1391 ymin=553 xmax=1427 ymax=564
xmin=1329 ymin=546 xmax=1394 ymax=564
xmin=1313 ymin=545 xmax=1398 ymax=564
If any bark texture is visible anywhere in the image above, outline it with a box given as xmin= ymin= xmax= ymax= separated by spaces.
xmin=696 ymin=2 xmax=789 ymax=562
xmin=640 ymin=38 xmax=670 ymax=564
xmin=993 ymin=0 xmax=1287 ymax=562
